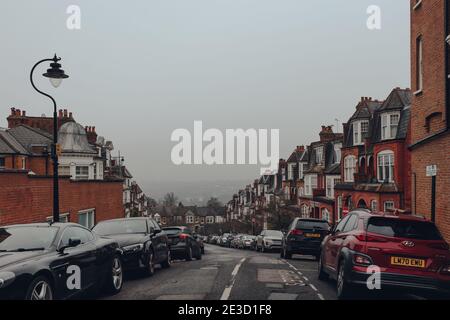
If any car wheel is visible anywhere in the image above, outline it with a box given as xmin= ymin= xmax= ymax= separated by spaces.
xmin=318 ymin=254 xmax=328 ymax=281
xmin=201 ymin=247 xmax=205 ymax=254
xmin=144 ymin=251 xmax=156 ymax=277
xmin=161 ymin=250 xmax=171 ymax=269
xmin=104 ymin=255 xmax=123 ymax=294
xmin=336 ymin=260 xmax=353 ymax=300
xmin=261 ymin=244 xmax=265 ymax=253
xmin=284 ymin=248 xmax=292 ymax=259
xmin=25 ymin=276 xmax=54 ymax=300
xmin=280 ymin=247 xmax=285 ymax=258
xmin=186 ymin=246 xmax=193 ymax=261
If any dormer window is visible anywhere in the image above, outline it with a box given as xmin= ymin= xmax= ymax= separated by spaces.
xmin=381 ymin=112 xmax=400 ymax=140
xmin=353 ymin=120 xmax=369 ymax=145
xmin=315 ymin=147 xmax=323 ymax=164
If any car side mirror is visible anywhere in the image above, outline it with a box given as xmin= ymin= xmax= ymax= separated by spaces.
xmin=153 ymin=229 xmax=161 ymax=235
xmin=58 ymin=238 xmax=81 ymax=253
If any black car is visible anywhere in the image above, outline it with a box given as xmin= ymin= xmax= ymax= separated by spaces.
xmin=281 ymin=218 xmax=331 ymax=260
xmin=92 ymin=218 xmax=171 ymax=276
xmin=0 ymin=223 xmax=123 ymax=300
xmin=162 ymin=227 xmax=202 ymax=261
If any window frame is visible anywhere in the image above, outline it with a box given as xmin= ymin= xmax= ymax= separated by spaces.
xmin=352 ymin=120 xmax=369 ymax=146
xmin=77 ymin=209 xmax=96 ymax=229
xmin=381 ymin=112 xmax=401 ymax=140
xmin=75 ymin=165 xmax=90 ymax=180
xmin=344 ymin=156 xmax=357 ymax=182
xmin=377 ymin=150 xmax=395 ymax=183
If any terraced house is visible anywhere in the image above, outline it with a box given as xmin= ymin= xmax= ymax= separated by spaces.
xmin=335 ymin=88 xmax=412 ymax=220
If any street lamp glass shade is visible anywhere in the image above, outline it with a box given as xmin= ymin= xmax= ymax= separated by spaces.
xmin=42 ymin=59 xmax=69 ymax=88
xmin=49 ymin=78 xmax=63 ymax=88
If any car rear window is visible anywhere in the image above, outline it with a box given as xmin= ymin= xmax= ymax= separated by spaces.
xmin=163 ymin=228 xmax=183 ymax=235
xmin=367 ymin=217 xmax=443 ymax=240
xmin=296 ymin=220 xmax=330 ymax=230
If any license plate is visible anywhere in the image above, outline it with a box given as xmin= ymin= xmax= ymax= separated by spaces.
xmin=391 ymin=256 xmax=426 ymax=268
xmin=305 ymin=233 xmax=321 ymax=238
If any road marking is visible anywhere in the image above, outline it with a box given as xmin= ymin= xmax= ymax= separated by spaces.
xmin=310 ymin=284 xmax=318 ymax=292
xmin=317 ymin=293 xmax=325 ymax=300
xmin=303 ymin=276 xmax=309 ymax=282
xmin=220 ymin=258 xmax=246 ymax=300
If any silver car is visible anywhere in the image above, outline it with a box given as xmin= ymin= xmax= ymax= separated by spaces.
xmin=255 ymin=230 xmax=283 ymax=252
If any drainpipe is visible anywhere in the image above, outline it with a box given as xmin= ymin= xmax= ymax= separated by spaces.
xmin=446 ymin=1 xmax=450 ymax=129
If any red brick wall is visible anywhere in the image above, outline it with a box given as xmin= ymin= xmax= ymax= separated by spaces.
xmin=0 ymin=172 xmax=124 ymax=226
xmin=410 ymin=0 xmax=450 ymax=241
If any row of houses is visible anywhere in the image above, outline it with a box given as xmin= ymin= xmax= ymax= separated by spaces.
xmin=0 ymin=108 xmax=151 ymax=227
xmin=227 ymin=1 xmax=450 ymax=242
xmin=149 ymin=204 xmax=226 ymax=232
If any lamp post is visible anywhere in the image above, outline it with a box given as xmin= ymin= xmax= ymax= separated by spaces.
xmin=30 ymin=54 xmax=69 ymax=223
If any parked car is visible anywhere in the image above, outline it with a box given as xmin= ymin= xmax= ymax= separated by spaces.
xmin=231 ymin=234 xmax=244 ymax=248
xmin=162 ymin=227 xmax=202 ymax=261
xmin=194 ymin=234 xmax=205 ymax=254
xmin=220 ymin=233 xmax=233 ymax=247
xmin=318 ymin=209 xmax=450 ymax=299
xmin=92 ymin=218 xmax=171 ymax=276
xmin=281 ymin=218 xmax=330 ymax=260
xmin=256 ymin=230 xmax=283 ymax=252
xmin=209 ymin=235 xmax=219 ymax=245
xmin=241 ymin=235 xmax=256 ymax=250
xmin=0 ymin=223 xmax=123 ymax=300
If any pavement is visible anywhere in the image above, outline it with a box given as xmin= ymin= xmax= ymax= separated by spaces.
xmin=105 ymin=244 xmax=447 ymax=300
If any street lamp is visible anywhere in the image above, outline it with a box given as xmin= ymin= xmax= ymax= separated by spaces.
xmin=30 ymin=54 xmax=69 ymax=223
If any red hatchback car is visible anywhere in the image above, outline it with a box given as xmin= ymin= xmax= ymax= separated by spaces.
xmin=318 ymin=209 xmax=450 ymax=299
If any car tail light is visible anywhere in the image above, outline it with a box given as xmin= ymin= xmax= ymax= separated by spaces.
xmin=353 ymin=253 xmax=373 ymax=266
xmin=428 ymin=243 xmax=450 ymax=250
xmin=179 ymin=234 xmax=189 ymax=240
xmin=290 ymin=229 xmax=303 ymax=236
xmin=355 ymin=233 xmax=388 ymax=243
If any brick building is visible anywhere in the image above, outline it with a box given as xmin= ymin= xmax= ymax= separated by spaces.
xmin=0 ymin=110 xmax=124 ymax=227
xmin=298 ymin=126 xmax=343 ymax=224
xmin=409 ymin=0 xmax=450 ymax=240
xmin=335 ymin=88 xmax=412 ymax=222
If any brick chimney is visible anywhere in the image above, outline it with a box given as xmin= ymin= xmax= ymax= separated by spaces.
xmin=296 ymin=145 xmax=305 ymax=152
xmin=7 ymin=107 xmax=76 ymax=133
xmin=319 ymin=125 xmax=336 ymax=142
xmin=86 ymin=126 xmax=98 ymax=145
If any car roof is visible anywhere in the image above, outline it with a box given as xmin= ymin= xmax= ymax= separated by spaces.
xmin=2 ymin=222 xmax=80 ymax=228
xmin=350 ymin=209 xmax=429 ymax=222
xmin=97 ymin=217 xmax=148 ymax=223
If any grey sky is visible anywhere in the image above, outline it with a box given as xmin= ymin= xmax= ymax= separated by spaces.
xmin=0 ymin=1 xmax=410 ymax=202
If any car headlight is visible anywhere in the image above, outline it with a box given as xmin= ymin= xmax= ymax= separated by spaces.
xmin=123 ymin=243 xmax=144 ymax=252
xmin=0 ymin=272 xmax=15 ymax=289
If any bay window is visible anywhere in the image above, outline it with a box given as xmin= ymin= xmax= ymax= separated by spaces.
xmin=344 ymin=156 xmax=357 ymax=182
xmin=377 ymin=151 xmax=395 ymax=183
xmin=381 ymin=112 xmax=400 ymax=140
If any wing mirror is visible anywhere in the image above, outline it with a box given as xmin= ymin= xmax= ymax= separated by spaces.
xmin=58 ymin=238 xmax=82 ymax=253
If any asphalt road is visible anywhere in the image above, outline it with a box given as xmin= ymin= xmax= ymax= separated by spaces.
xmin=105 ymin=244 xmax=446 ymax=300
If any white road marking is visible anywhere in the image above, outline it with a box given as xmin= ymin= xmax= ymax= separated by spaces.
xmin=303 ymin=276 xmax=309 ymax=282
xmin=317 ymin=293 xmax=325 ymax=300
xmin=220 ymin=257 xmax=246 ymax=300
xmin=282 ymin=259 xmax=326 ymax=301
xmin=310 ymin=284 xmax=318 ymax=292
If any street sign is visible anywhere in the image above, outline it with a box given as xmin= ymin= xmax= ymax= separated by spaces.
xmin=426 ymin=165 xmax=437 ymax=177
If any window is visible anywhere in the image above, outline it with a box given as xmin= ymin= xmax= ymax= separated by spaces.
xmin=342 ymin=215 xmax=358 ymax=233
xmin=78 ymin=209 xmax=95 ymax=229
xmin=21 ymin=157 xmax=26 ymax=170
xmin=305 ymin=175 xmax=318 ymax=196
xmin=298 ymin=163 xmax=304 ymax=179
xmin=326 ymin=177 xmax=340 ymax=198
xmin=384 ymin=201 xmax=395 ymax=212
xmin=344 ymin=156 xmax=357 ymax=182
xmin=59 ymin=227 xmax=94 ymax=247
xmin=321 ymin=208 xmax=331 ymax=223
xmin=186 ymin=215 xmax=194 ymax=224
xmin=0 ymin=157 xmax=5 ymax=168
xmin=75 ymin=166 xmax=89 ymax=180
xmin=46 ymin=213 xmax=70 ymax=223
xmin=353 ymin=120 xmax=369 ymax=145
xmin=287 ymin=163 xmax=295 ymax=180
xmin=377 ymin=151 xmax=395 ymax=183
xmin=381 ymin=113 xmax=400 ymax=140
xmin=337 ymin=196 xmax=343 ymax=221
xmin=416 ymin=36 xmax=423 ymax=92
xmin=315 ymin=147 xmax=323 ymax=164
xmin=206 ymin=216 xmax=214 ymax=224
xmin=59 ymin=165 xmax=70 ymax=176
xmin=301 ymin=205 xmax=309 ymax=218
xmin=334 ymin=143 xmax=342 ymax=163
xmin=334 ymin=215 xmax=351 ymax=233
xmin=371 ymin=200 xmax=378 ymax=212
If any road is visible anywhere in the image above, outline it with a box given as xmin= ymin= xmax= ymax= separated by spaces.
xmin=105 ymin=244 xmax=444 ymax=300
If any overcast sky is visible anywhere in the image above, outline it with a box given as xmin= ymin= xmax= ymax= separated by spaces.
xmin=0 ymin=0 xmax=410 ymax=202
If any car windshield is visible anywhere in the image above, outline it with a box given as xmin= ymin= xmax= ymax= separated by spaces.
xmin=93 ymin=220 xmax=147 ymax=236
xmin=296 ymin=220 xmax=330 ymax=230
xmin=367 ymin=217 xmax=443 ymax=240
xmin=0 ymin=226 xmax=58 ymax=252
xmin=163 ymin=228 xmax=183 ymax=235
xmin=265 ymin=230 xmax=282 ymax=237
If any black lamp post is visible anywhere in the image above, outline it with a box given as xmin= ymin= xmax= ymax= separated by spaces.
xmin=30 ymin=54 xmax=69 ymax=223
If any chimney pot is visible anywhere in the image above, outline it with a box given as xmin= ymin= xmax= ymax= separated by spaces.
xmin=69 ymin=112 xmax=73 ymax=118
xmin=22 ymin=111 xmax=26 ymax=116
xmin=59 ymin=110 xmax=63 ymax=118
xmin=11 ymin=107 xmax=15 ymax=115
xmin=63 ymin=109 xmax=68 ymax=117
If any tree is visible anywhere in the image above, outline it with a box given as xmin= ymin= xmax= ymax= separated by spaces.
xmin=207 ymin=197 xmax=223 ymax=210
xmin=163 ymin=192 xmax=178 ymax=207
